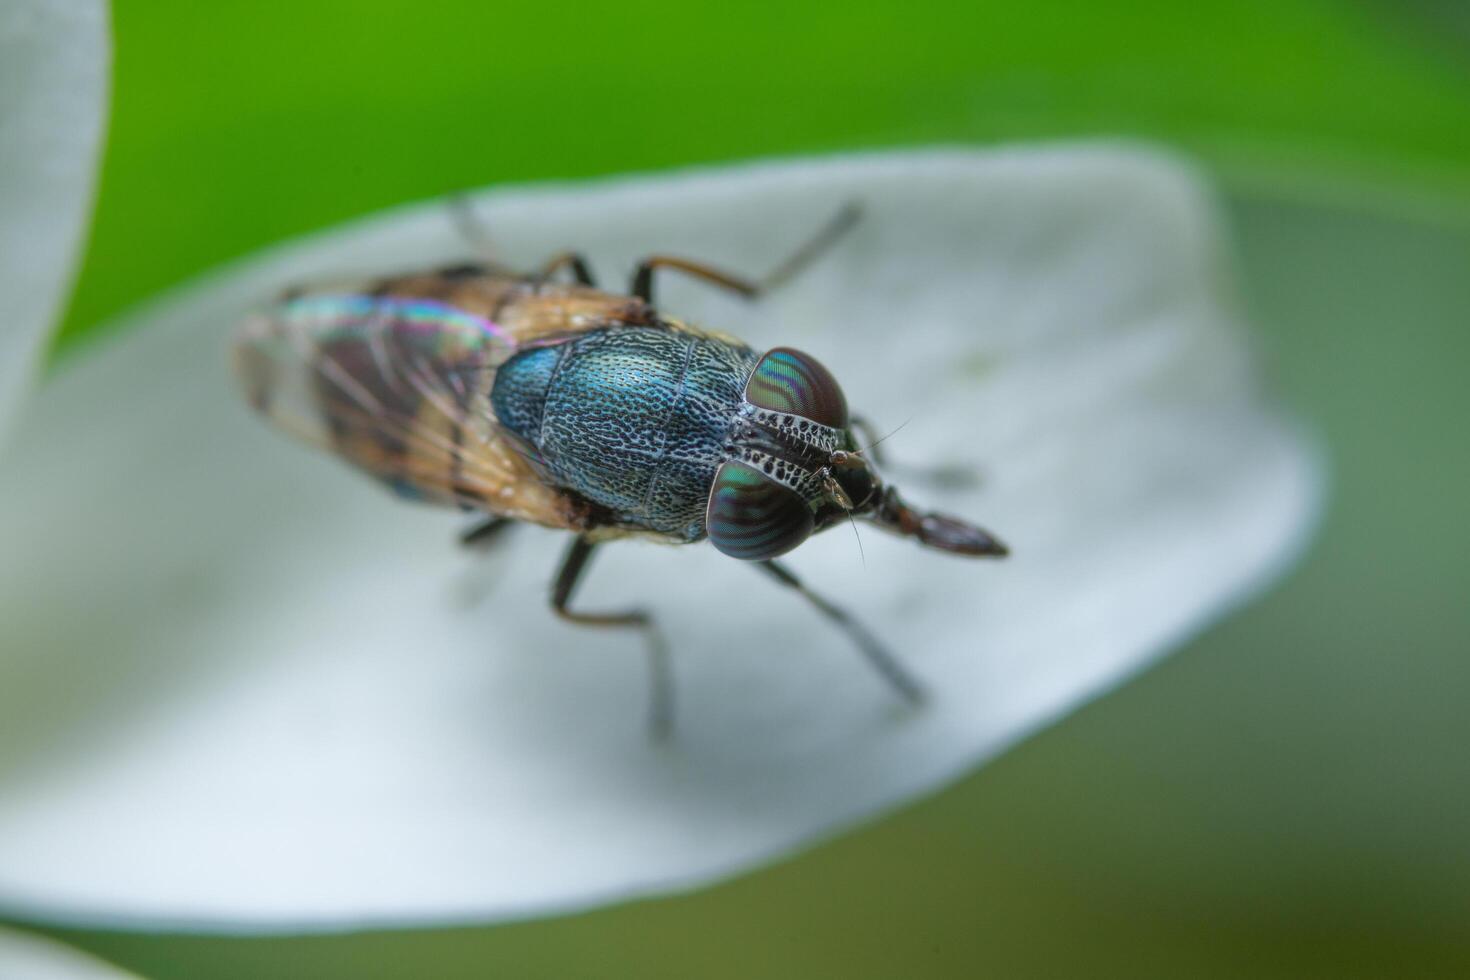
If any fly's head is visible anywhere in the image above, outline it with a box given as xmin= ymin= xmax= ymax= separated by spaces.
xmin=706 ymin=347 xmax=1008 ymax=561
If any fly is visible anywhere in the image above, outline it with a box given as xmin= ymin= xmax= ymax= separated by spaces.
xmin=232 ymin=205 xmax=1007 ymax=736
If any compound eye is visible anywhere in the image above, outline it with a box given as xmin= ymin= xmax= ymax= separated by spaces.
xmin=706 ymin=461 xmax=814 ymax=561
xmin=745 ymin=347 xmax=848 ymax=428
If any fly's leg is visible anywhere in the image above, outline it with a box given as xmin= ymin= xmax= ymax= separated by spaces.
xmin=445 ymin=194 xmax=519 ymax=274
xmin=535 ymin=252 xmax=596 ymax=287
xmin=631 ymin=202 xmax=860 ymax=305
xmin=459 ymin=515 xmax=515 ymax=552
xmin=755 ymin=559 xmax=925 ymax=706
xmin=848 ymin=414 xmax=892 ymax=469
xmin=552 ymin=536 xmax=673 ymax=739
xmin=447 ymin=192 xmax=597 ymax=287
xmin=453 ymin=517 xmax=517 ymax=608
xmin=850 ymin=413 xmax=979 ymax=491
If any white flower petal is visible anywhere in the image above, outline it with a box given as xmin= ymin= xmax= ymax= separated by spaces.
xmin=0 ymin=148 xmax=1321 ymax=930
xmin=0 ymin=0 xmax=109 ymax=444
xmin=0 ymin=928 xmax=137 ymax=979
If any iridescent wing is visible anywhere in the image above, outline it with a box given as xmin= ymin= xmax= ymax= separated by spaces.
xmin=233 ymin=269 xmax=651 ymax=529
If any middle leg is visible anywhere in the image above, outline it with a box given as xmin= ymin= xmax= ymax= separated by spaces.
xmin=551 ymin=536 xmax=673 ymax=738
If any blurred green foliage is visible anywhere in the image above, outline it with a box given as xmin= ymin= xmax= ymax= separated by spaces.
xmin=21 ymin=0 xmax=1470 ymax=977
xmin=56 ymin=0 xmax=1470 ymax=350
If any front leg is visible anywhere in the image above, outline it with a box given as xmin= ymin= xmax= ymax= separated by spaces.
xmin=551 ymin=536 xmax=673 ymax=738
xmin=850 ymin=414 xmax=979 ymax=491
xmin=848 ymin=414 xmax=892 ymax=469
xmin=755 ymin=559 xmax=925 ymax=706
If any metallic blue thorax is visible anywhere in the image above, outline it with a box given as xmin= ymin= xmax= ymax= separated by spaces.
xmin=492 ymin=327 xmax=759 ymax=540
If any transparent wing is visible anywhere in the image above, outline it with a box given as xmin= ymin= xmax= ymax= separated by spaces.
xmin=233 ymin=288 xmax=576 ymax=527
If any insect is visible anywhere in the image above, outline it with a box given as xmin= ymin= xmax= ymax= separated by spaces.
xmin=232 ymin=205 xmax=1007 ymax=735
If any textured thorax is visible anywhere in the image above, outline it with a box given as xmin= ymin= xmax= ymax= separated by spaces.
xmin=492 ymin=326 xmax=757 ymax=540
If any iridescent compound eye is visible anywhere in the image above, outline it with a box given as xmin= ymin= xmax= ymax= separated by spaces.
xmin=706 ymin=460 xmax=814 ymax=560
xmin=744 ymin=347 xmax=848 ymax=428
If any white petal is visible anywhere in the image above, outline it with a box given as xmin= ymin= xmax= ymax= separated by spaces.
xmin=0 ymin=928 xmax=137 ymax=979
xmin=0 ymin=0 xmax=109 ymax=444
xmin=0 ymin=147 xmax=1321 ymax=930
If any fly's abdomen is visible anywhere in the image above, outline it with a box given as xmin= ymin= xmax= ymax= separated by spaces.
xmin=491 ymin=327 xmax=756 ymax=539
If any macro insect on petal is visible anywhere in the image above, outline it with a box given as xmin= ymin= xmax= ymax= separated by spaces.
xmin=232 ymin=206 xmax=1007 ymax=734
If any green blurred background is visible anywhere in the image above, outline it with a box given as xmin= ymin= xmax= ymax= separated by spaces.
xmin=24 ymin=0 xmax=1470 ymax=975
